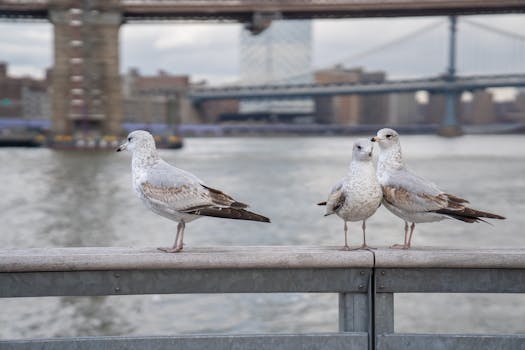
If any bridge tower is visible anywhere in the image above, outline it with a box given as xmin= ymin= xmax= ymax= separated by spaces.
xmin=438 ymin=15 xmax=463 ymax=137
xmin=50 ymin=0 xmax=122 ymax=136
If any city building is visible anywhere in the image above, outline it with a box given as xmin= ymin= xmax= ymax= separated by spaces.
xmin=460 ymin=90 xmax=497 ymax=124
xmin=239 ymin=20 xmax=313 ymax=116
xmin=513 ymin=89 xmax=525 ymax=122
xmin=314 ymin=66 xmax=389 ymax=125
xmin=0 ymin=62 xmax=50 ymax=120
xmin=122 ymin=68 xmax=199 ymax=125
xmin=427 ymin=90 xmax=509 ymax=125
xmin=386 ymin=93 xmax=421 ymax=125
xmin=425 ymin=93 xmax=460 ymax=124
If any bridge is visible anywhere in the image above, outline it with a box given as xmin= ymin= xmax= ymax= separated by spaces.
xmin=2 ymin=0 xmax=525 ymax=22
xmin=188 ymin=74 xmax=525 ymax=101
xmin=0 ymin=0 xmax=525 ymax=135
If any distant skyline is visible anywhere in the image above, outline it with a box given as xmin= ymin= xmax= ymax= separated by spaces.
xmin=0 ymin=13 xmax=523 ymax=99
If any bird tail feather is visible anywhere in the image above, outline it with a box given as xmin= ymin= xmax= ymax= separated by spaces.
xmin=435 ymin=207 xmax=505 ymax=223
xmin=186 ymin=207 xmax=270 ymax=223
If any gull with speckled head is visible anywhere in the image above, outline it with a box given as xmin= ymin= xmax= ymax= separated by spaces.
xmin=117 ymin=130 xmax=270 ymax=253
xmin=371 ymin=128 xmax=505 ymax=249
xmin=318 ymin=139 xmax=382 ymax=250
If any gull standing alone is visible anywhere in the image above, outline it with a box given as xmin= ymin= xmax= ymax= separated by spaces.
xmin=117 ymin=130 xmax=270 ymax=253
xmin=318 ymin=139 xmax=382 ymax=250
xmin=372 ymin=128 xmax=505 ymax=249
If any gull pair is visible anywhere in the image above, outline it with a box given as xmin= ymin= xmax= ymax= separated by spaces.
xmin=371 ymin=128 xmax=504 ymax=249
xmin=319 ymin=128 xmax=505 ymax=250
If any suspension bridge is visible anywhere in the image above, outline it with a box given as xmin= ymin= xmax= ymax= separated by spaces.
xmin=189 ymin=74 xmax=525 ymax=101
xmin=0 ymin=0 xmax=524 ymax=136
xmin=185 ymin=15 xmax=525 ymax=135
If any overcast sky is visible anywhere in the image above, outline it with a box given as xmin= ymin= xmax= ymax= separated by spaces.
xmin=0 ymin=14 xmax=523 ymax=88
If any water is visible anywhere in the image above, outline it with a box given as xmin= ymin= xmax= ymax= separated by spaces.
xmin=1 ymin=135 xmax=525 ymax=338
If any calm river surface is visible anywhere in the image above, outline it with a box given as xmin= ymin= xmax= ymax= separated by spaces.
xmin=1 ymin=135 xmax=525 ymax=338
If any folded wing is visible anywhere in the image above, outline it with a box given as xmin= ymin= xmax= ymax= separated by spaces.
xmin=318 ymin=180 xmax=345 ymax=216
xmin=141 ymin=160 xmax=269 ymax=222
xmin=382 ymin=168 xmax=504 ymax=222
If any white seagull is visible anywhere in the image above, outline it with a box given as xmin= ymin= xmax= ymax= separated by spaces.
xmin=318 ymin=139 xmax=382 ymax=250
xmin=371 ymin=128 xmax=505 ymax=249
xmin=117 ymin=130 xmax=270 ymax=253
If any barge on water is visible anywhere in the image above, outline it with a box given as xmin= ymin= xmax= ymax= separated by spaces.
xmin=0 ymin=133 xmax=183 ymax=150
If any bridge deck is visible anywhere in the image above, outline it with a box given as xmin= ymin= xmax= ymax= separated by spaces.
xmin=1 ymin=0 xmax=525 ymax=21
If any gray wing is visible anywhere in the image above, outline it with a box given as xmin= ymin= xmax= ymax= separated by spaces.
xmin=382 ymin=168 xmax=468 ymax=213
xmin=320 ymin=179 xmax=345 ymax=216
xmin=140 ymin=160 xmax=248 ymax=213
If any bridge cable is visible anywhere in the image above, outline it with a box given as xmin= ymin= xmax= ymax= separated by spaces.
xmin=240 ymin=19 xmax=446 ymax=86
xmin=462 ymin=19 xmax=525 ymax=42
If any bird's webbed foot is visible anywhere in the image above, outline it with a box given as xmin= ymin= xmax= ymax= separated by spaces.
xmin=390 ymin=243 xmax=410 ymax=250
xmin=358 ymin=244 xmax=376 ymax=251
xmin=157 ymin=246 xmax=183 ymax=253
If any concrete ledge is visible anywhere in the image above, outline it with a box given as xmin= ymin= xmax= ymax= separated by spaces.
xmin=373 ymin=247 xmax=525 ymax=269
xmin=2 ymin=246 xmax=525 ymax=273
xmin=0 ymin=246 xmax=373 ymax=272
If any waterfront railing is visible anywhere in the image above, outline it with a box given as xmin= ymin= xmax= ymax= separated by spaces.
xmin=0 ymin=246 xmax=524 ymax=349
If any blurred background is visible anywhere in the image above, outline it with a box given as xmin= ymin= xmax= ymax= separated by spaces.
xmin=0 ymin=0 xmax=524 ymax=341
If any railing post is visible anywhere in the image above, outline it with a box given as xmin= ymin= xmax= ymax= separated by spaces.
xmin=374 ymin=268 xmax=394 ymax=350
xmin=338 ymin=293 xmax=369 ymax=332
xmin=374 ymin=293 xmax=394 ymax=335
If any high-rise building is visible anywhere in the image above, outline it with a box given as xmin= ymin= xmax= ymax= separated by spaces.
xmin=513 ymin=89 xmax=525 ymax=122
xmin=121 ymin=68 xmax=199 ymax=125
xmin=239 ymin=20 xmax=313 ymax=115
xmin=387 ymin=93 xmax=421 ymax=125
xmin=0 ymin=62 xmax=50 ymax=120
xmin=460 ymin=91 xmax=496 ymax=124
xmin=314 ymin=66 xmax=389 ymax=125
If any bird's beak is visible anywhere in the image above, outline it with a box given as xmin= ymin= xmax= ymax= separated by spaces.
xmin=116 ymin=142 xmax=127 ymax=152
xmin=371 ymin=136 xmax=381 ymax=142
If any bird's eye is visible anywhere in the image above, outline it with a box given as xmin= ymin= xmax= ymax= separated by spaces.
xmin=357 ymin=145 xmax=362 ymax=150
xmin=128 ymin=137 xmax=132 ymax=142
xmin=386 ymin=134 xmax=392 ymax=139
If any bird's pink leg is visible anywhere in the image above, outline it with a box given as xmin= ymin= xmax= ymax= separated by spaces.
xmin=341 ymin=221 xmax=350 ymax=251
xmin=158 ymin=221 xmax=185 ymax=253
xmin=357 ymin=220 xmax=376 ymax=250
xmin=406 ymin=222 xmax=416 ymax=249
xmin=176 ymin=222 xmax=185 ymax=251
xmin=390 ymin=221 xmax=409 ymax=249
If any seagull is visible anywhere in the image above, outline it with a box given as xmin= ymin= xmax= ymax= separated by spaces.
xmin=371 ymin=128 xmax=505 ymax=249
xmin=318 ymin=139 xmax=382 ymax=250
xmin=117 ymin=130 xmax=270 ymax=253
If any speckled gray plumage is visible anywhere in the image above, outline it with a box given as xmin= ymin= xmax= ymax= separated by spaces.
xmin=320 ymin=138 xmax=382 ymax=250
xmin=117 ymin=130 xmax=269 ymax=252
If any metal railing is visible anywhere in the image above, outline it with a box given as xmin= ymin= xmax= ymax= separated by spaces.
xmin=0 ymin=246 xmax=524 ymax=349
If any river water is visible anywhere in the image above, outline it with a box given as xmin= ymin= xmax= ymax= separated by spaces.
xmin=1 ymin=135 xmax=525 ymax=338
